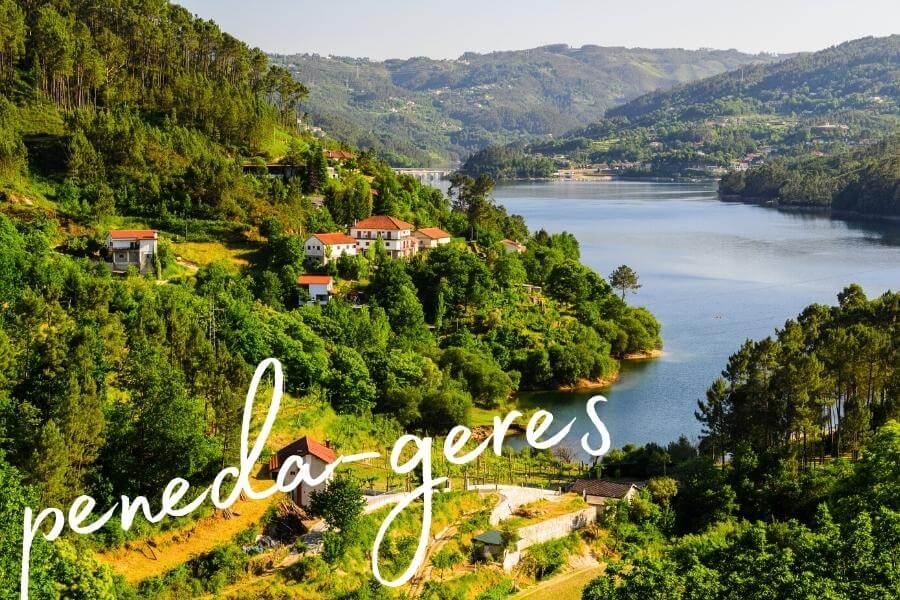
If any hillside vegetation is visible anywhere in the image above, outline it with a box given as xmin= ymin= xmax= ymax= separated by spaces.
xmin=515 ymin=35 xmax=898 ymax=184
xmin=720 ymin=135 xmax=899 ymax=217
xmin=272 ymin=46 xmax=780 ymax=165
xmin=0 ymin=2 xmax=662 ymax=598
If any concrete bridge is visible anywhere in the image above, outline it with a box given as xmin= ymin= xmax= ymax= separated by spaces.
xmin=393 ymin=168 xmax=453 ymax=184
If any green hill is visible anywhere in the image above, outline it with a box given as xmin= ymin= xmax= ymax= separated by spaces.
xmin=608 ymin=35 xmax=899 ymax=124
xmin=272 ymin=46 xmax=781 ymax=166
xmin=720 ymin=135 xmax=899 ymax=218
xmin=0 ymin=3 xmax=665 ymax=598
xmin=517 ymin=35 xmax=899 ymax=181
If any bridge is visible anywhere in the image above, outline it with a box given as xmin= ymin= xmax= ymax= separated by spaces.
xmin=393 ymin=168 xmax=454 ymax=184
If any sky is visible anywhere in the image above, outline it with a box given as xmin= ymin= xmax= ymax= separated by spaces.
xmin=175 ymin=0 xmax=899 ymax=59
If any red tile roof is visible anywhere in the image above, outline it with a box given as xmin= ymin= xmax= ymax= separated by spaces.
xmin=269 ymin=435 xmax=337 ymax=471
xmin=108 ymin=229 xmax=157 ymax=240
xmin=353 ymin=215 xmax=414 ymax=230
xmin=415 ymin=227 xmax=451 ymax=240
xmin=297 ymin=275 xmax=334 ymax=285
xmin=325 ymin=150 xmax=354 ymax=160
xmin=312 ymin=233 xmax=356 ymax=245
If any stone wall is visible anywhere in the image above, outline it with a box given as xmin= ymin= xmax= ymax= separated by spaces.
xmin=468 ymin=484 xmax=560 ymax=526
xmin=501 ymin=506 xmax=599 ymax=572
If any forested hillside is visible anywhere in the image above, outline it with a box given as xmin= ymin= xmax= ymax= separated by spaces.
xmin=582 ymin=285 xmax=900 ymax=599
xmin=519 ymin=35 xmax=899 ymax=181
xmin=607 ymin=35 xmax=899 ymax=124
xmin=272 ymin=46 xmax=780 ymax=166
xmin=720 ymin=135 xmax=899 ymax=217
xmin=0 ymin=3 xmax=662 ymax=598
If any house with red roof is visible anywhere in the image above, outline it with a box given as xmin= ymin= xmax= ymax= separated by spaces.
xmin=105 ymin=230 xmax=158 ymax=274
xmin=350 ymin=215 xmax=418 ymax=259
xmin=297 ymin=274 xmax=334 ymax=306
xmin=268 ymin=435 xmax=337 ymax=508
xmin=304 ymin=232 xmax=358 ymax=265
xmin=324 ymin=149 xmax=354 ymax=161
xmin=413 ymin=227 xmax=452 ymax=250
xmin=501 ymin=239 xmax=526 ymax=254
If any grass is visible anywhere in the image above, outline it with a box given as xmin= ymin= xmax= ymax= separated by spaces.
xmin=513 ymin=565 xmax=605 ymax=600
xmin=258 ymin=126 xmax=308 ymax=160
xmin=97 ymin=476 xmax=280 ymax=584
xmin=0 ymin=173 xmax=56 ymax=210
xmin=170 ymin=240 xmax=258 ymax=271
xmin=502 ymin=495 xmax=589 ymax=529
xmin=16 ymin=100 xmax=65 ymax=135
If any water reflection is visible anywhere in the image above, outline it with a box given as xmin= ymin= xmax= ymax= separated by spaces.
xmin=493 ymin=181 xmax=900 ymax=458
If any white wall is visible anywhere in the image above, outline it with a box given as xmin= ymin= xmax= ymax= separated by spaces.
xmin=283 ymin=455 xmax=331 ymax=508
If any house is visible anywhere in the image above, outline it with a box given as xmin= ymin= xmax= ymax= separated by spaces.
xmin=350 ymin=215 xmax=418 ymax=259
xmin=106 ymin=230 xmax=158 ymax=274
xmin=325 ymin=149 xmax=354 ymax=161
xmin=304 ymin=233 xmax=358 ymax=265
xmin=568 ymin=479 xmax=641 ymax=508
xmin=413 ymin=227 xmax=451 ymax=250
xmin=297 ymin=274 xmax=334 ymax=306
xmin=501 ymin=239 xmax=526 ymax=254
xmin=268 ymin=436 xmax=337 ymax=508
xmin=472 ymin=530 xmax=505 ymax=561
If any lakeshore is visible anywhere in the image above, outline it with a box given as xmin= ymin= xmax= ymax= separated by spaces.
xmin=494 ymin=179 xmax=900 ymax=457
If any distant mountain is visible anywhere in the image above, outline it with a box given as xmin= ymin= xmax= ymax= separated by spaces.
xmin=608 ymin=35 xmax=899 ymax=123
xmin=272 ymin=46 xmax=782 ymax=166
xmin=512 ymin=35 xmax=899 ymax=179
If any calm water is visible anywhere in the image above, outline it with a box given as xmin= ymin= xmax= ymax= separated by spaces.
xmin=494 ymin=180 xmax=900 ymax=457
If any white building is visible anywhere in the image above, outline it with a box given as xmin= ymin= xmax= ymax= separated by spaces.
xmin=501 ymin=239 xmax=526 ymax=254
xmin=268 ymin=436 xmax=337 ymax=508
xmin=297 ymin=274 xmax=334 ymax=306
xmin=413 ymin=227 xmax=452 ymax=251
xmin=304 ymin=233 xmax=358 ymax=265
xmin=350 ymin=215 xmax=418 ymax=259
xmin=106 ymin=230 xmax=158 ymax=274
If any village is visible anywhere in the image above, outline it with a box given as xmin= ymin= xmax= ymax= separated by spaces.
xmin=102 ymin=214 xmax=528 ymax=308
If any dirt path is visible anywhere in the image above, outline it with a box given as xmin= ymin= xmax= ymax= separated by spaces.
xmin=406 ymin=524 xmax=455 ymax=597
xmin=98 ymin=478 xmax=279 ymax=584
xmin=513 ymin=565 xmax=605 ymax=600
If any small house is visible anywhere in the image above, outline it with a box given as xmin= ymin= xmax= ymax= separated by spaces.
xmin=325 ymin=149 xmax=354 ymax=161
xmin=568 ymin=479 xmax=641 ymax=508
xmin=297 ymin=274 xmax=334 ymax=306
xmin=304 ymin=233 xmax=358 ymax=265
xmin=413 ymin=227 xmax=452 ymax=250
xmin=501 ymin=239 xmax=526 ymax=254
xmin=106 ymin=230 xmax=158 ymax=274
xmin=472 ymin=530 xmax=505 ymax=561
xmin=268 ymin=436 xmax=337 ymax=508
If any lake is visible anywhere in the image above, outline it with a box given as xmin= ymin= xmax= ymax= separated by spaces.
xmin=494 ymin=180 xmax=900 ymax=457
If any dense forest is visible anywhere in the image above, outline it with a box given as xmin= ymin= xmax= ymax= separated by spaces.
xmin=516 ymin=35 xmax=899 ymax=181
xmin=581 ymin=286 xmax=899 ymax=599
xmin=719 ymin=135 xmax=899 ymax=217
xmin=0 ymin=2 xmax=663 ymax=598
xmin=458 ymin=145 xmax=556 ymax=180
xmin=271 ymin=46 xmax=779 ymax=166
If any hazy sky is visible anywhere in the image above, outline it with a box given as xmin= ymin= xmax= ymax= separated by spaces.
xmin=175 ymin=0 xmax=898 ymax=59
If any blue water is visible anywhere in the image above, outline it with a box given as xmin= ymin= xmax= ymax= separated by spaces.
xmin=493 ymin=180 xmax=900 ymax=456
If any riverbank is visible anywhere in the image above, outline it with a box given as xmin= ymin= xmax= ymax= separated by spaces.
xmin=719 ymin=193 xmax=900 ymax=223
xmin=623 ymin=349 xmax=664 ymax=361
